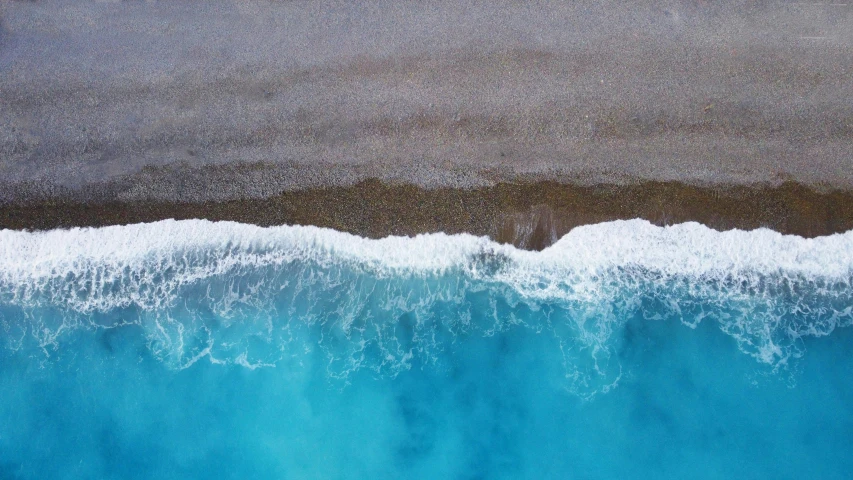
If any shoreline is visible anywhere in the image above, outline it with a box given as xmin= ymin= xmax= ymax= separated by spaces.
xmin=4 ymin=180 xmax=853 ymax=250
xmin=3 ymin=1 xmax=852 ymax=249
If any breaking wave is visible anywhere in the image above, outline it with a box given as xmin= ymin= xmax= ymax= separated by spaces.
xmin=1 ymin=219 xmax=851 ymax=392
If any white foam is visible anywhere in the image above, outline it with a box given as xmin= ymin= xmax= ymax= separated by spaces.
xmin=1 ymin=219 xmax=852 ymax=373
xmin=544 ymin=220 xmax=853 ymax=278
xmin=2 ymin=218 xmax=852 ymax=277
xmin=0 ymin=217 xmax=848 ymax=339
xmin=0 ymin=219 xmax=490 ymax=276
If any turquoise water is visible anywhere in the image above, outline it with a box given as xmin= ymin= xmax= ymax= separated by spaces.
xmin=1 ymin=219 xmax=852 ymax=479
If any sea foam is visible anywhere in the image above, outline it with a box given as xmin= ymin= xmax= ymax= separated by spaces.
xmin=1 ymin=219 xmax=851 ymax=375
xmin=3 ymin=218 xmax=851 ymax=288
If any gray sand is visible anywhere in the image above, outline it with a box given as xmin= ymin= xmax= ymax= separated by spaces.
xmin=1 ymin=0 xmax=852 ymax=204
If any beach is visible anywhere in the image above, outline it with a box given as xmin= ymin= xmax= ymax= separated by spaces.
xmin=2 ymin=0 xmax=852 ymax=246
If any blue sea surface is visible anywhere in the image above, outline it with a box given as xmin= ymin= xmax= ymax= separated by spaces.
xmin=1 ymin=219 xmax=852 ymax=479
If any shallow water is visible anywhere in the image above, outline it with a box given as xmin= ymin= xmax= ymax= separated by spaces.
xmin=1 ymin=219 xmax=852 ymax=479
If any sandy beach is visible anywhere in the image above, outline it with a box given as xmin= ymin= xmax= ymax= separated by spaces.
xmin=1 ymin=0 xmax=852 ymax=247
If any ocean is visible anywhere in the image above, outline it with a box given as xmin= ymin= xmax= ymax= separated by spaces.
xmin=1 ymin=219 xmax=852 ymax=479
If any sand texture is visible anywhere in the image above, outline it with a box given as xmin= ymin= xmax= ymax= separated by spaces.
xmin=1 ymin=0 xmax=852 ymax=247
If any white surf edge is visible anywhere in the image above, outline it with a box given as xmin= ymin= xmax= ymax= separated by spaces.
xmin=1 ymin=218 xmax=852 ymax=371
xmin=1 ymin=218 xmax=853 ymax=280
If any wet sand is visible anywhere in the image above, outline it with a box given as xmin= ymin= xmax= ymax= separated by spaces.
xmin=4 ymin=179 xmax=853 ymax=250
